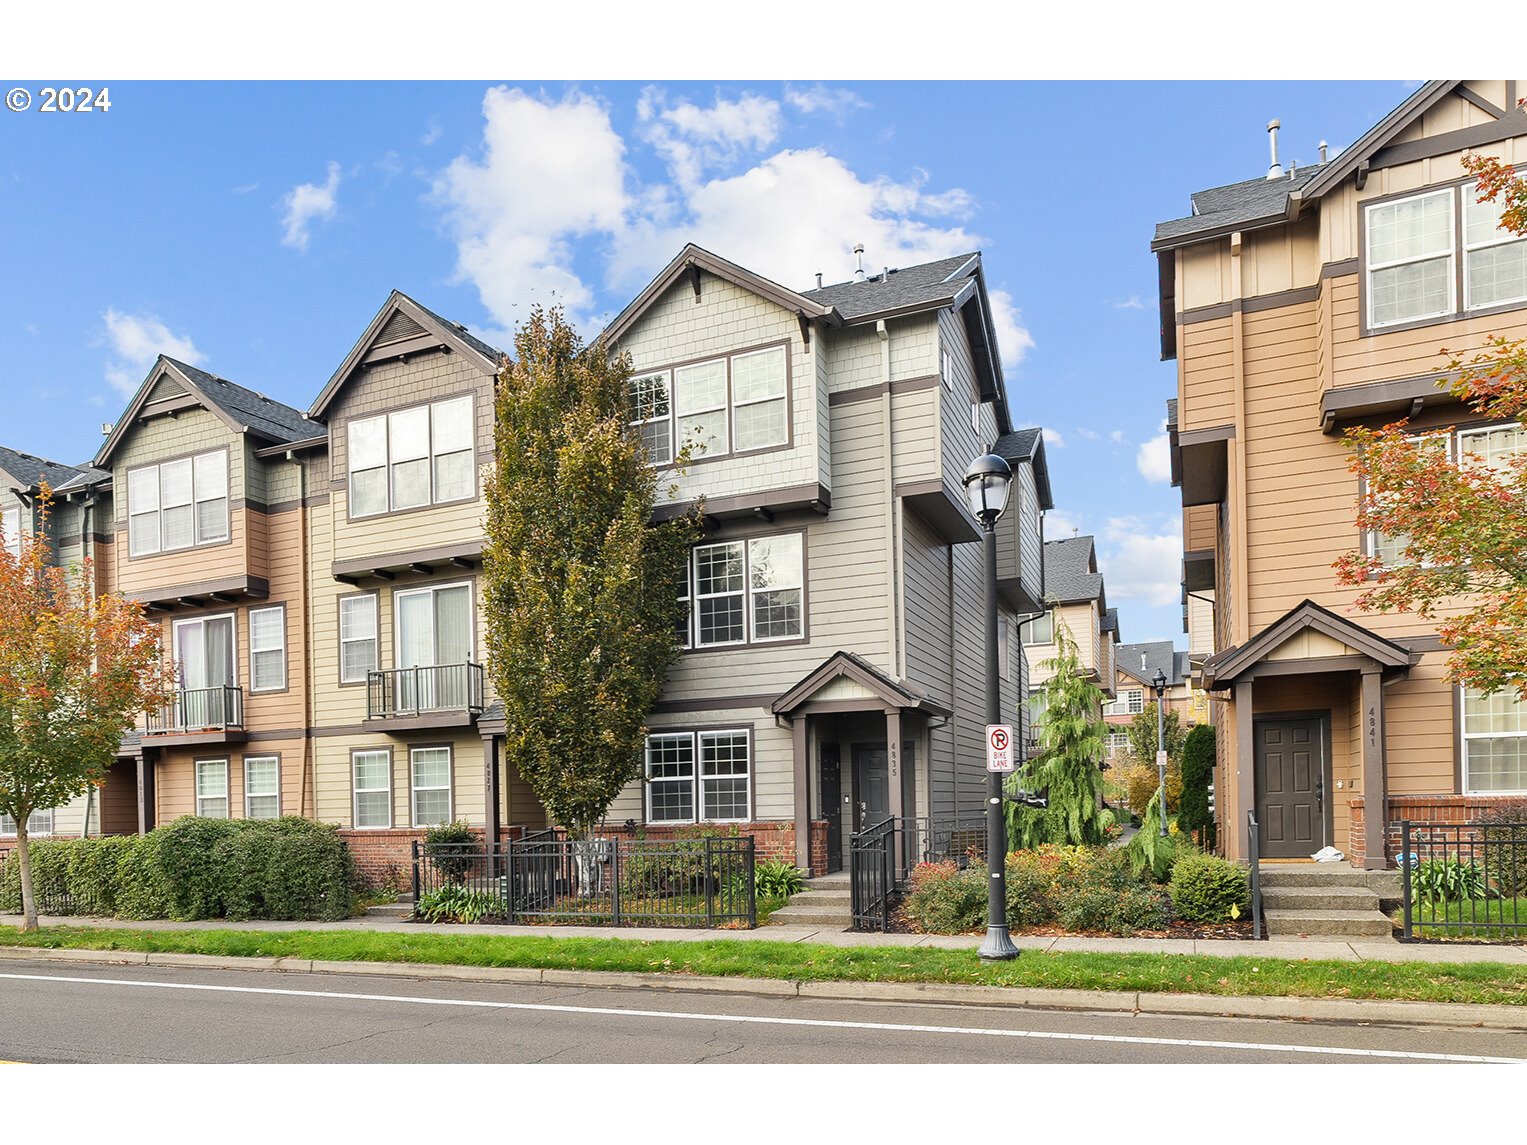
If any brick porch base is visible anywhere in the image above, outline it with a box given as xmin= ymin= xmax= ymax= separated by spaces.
xmin=1349 ymin=794 xmax=1527 ymax=866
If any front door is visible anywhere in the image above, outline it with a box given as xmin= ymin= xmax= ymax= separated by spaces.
xmin=853 ymin=743 xmax=890 ymax=832
xmin=1255 ymin=716 xmax=1327 ymax=858
xmin=820 ymin=743 xmax=842 ymax=873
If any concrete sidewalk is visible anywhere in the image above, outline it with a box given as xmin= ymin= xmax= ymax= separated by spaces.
xmin=5 ymin=910 xmax=1527 ymax=965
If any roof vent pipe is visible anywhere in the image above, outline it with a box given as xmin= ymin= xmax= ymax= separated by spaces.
xmin=101 ymin=422 xmax=113 ymax=438
xmin=815 ymin=271 xmax=823 ymax=289
xmin=1319 ymin=140 xmax=1329 ymax=164
xmin=1266 ymin=118 xmax=1283 ymax=180
xmin=853 ymin=243 xmax=866 ymax=283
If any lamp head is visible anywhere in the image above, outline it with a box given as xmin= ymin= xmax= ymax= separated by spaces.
xmin=961 ymin=452 xmax=1012 ymax=528
xmin=1152 ymin=669 xmax=1167 ymax=695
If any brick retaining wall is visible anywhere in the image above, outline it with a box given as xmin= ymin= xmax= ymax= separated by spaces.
xmin=1350 ymin=795 xmax=1527 ymax=866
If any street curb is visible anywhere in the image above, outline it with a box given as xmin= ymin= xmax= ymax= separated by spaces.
xmin=1 ymin=944 xmax=1523 ymax=1029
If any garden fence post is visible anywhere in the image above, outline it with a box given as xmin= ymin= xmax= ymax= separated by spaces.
xmin=611 ymin=838 xmax=622 ymax=927
xmin=411 ymin=840 xmax=421 ymax=907
xmin=705 ymin=836 xmax=715 ymax=928
xmin=1401 ymin=820 xmax=1412 ymax=942
xmin=505 ymin=838 xmax=516 ymax=925
xmin=748 ymin=837 xmax=757 ymax=928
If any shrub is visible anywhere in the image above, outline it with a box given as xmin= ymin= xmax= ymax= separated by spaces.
xmin=754 ymin=860 xmax=805 ymax=899
xmin=424 ymin=821 xmax=480 ymax=884
xmin=1476 ymin=801 xmax=1527 ymax=898
xmin=113 ymin=834 xmax=172 ymax=920
xmin=1170 ymin=852 xmax=1249 ymax=922
xmin=1178 ymin=724 xmax=1217 ymax=847
xmin=415 ymin=884 xmax=503 ymax=924
xmin=902 ymin=860 xmax=988 ymax=934
xmin=155 ymin=816 xmax=240 ymax=919
xmin=1126 ymin=790 xmax=1187 ymax=882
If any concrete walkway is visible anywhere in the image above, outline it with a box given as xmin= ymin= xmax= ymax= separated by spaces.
xmin=5 ymin=911 xmax=1527 ymax=965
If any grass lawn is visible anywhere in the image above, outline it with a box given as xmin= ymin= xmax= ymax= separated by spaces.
xmin=1400 ymin=896 xmax=1527 ymax=941
xmin=3 ymin=925 xmax=1527 ymax=1006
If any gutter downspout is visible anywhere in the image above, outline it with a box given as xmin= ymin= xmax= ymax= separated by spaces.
xmin=81 ymin=494 xmax=96 ymax=838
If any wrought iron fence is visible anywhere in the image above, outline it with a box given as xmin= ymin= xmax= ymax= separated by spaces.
xmin=0 ymin=844 xmax=87 ymax=916
xmin=409 ymin=834 xmax=756 ymax=929
xmin=850 ymin=814 xmax=989 ymax=931
xmin=1400 ymin=819 xmax=1527 ymax=942
xmin=1247 ymin=811 xmax=1262 ymax=941
xmin=368 ymin=663 xmax=485 ymax=718
xmin=850 ymin=818 xmax=896 ymax=931
xmin=145 ymin=685 xmax=244 ymax=735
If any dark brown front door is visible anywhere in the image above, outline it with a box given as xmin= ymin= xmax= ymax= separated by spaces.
xmin=1255 ymin=716 xmax=1327 ymax=858
xmin=820 ymin=743 xmax=843 ymax=874
xmin=853 ymin=743 xmax=890 ymax=831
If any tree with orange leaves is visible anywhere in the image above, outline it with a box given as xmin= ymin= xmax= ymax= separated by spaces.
xmin=1335 ymin=152 xmax=1527 ymax=700
xmin=0 ymin=488 xmax=171 ymax=931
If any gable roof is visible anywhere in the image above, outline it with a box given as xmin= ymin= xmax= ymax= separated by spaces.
xmin=994 ymin=427 xmax=1055 ymax=510
xmin=802 ymin=253 xmax=978 ymax=321
xmin=1152 ymin=166 xmax=1327 ymax=252
xmin=1043 ymin=535 xmax=1104 ymax=604
xmin=1117 ymin=640 xmax=1184 ymax=687
xmin=308 ymin=290 xmax=505 ymax=419
xmin=1201 ymin=599 xmax=1415 ymax=689
xmin=772 ymin=649 xmax=951 ymax=718
xmin=1100 ymin=607 xmax=1120 ymax=638
xmin=0 ymin=446 xmax=106 ymax=495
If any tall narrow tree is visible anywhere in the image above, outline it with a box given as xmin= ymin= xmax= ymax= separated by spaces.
xmin=482 ymin=308 xmax=700 ymax=856
xmin=0 ymin=491 xmax=169 ymax=931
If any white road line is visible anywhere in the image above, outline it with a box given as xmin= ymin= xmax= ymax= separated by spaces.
xmin=0 ymin=970 xmax=1520 ymax=1064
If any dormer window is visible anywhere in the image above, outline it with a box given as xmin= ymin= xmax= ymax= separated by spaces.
xmin=348 ymin=395 xmax=474 ymax=518
xmin=127 ymin=448 xmax=229 ymax=558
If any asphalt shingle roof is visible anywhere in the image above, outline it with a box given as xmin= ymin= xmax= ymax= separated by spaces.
xmin=802 ymin=252 xmax=977 ymax=321
xmin=1117 ymin=640 xmax=1187 ymax=687
xmin=0 ymin=445 xmax=99 ymax=493
xmin=1153 ymin=165 xmax=1328 ymax=248
xmin=1043 ymin=535 xmax=1103 ymax=604
xmin=1100 ymin=607 xmax=1120 ymax=636
xmin=164 ymin=358 xmax=319 ymax=445
xmin=994 ymin=427 xmax=1042 ymax=462
xmin=405 ymin=296 xmax=506 ymax=366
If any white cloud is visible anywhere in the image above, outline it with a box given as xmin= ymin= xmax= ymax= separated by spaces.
xmin=232 ymin=182 xmax=259 ymax=195
xmin=783 ymin=84 xmax=869 ymax=122
xmin=638 ymin=89 xmax=782 ymax=189
xmin=280 ymin=161 xmax=341 ymax=252
xmin=1075 ymin=427 xmax=1100 ymax=441
xmin=1041 ymin=427 xmax=1065 ymax=448
xmin=102 ymin=309 xmax=204 ymax=396
xmin=1114 ymin=295 xmax=1145 ymax=310
xmin=1136 ymin=419 xmax=1172 ymax=483
xmin=987 ymin=288 xmax=1036 ymax=369
xmin=1044 ymin=509 xmax=1083 ymax=541
xmin=1109 ymin=429 xmax=1127 ymax=444
xmin=432 ymin=87 xmax=629 ymax=329
xmin=1098 ymin=516 xmax=1183 ymax=607
xmin=421 ymin=118 xmax=443 ymax=146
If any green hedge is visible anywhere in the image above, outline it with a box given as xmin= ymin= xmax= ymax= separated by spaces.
xmin=0 ymin=817 xmax=356 ymax=922
xmin=1169 ymin=852 xmax=1249 ymax=922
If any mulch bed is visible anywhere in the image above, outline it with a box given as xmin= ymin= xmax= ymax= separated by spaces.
xmin=887 ymin=905 xmax=1256 ymax=941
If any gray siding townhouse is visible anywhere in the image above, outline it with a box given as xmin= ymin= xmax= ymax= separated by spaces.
xmin=596 ymin=245 xmax=1052 ymax=874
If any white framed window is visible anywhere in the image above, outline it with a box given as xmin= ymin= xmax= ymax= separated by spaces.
xmin=675 ymin=358 xmax=729 ymax=458
xmin=1458 ymin=423 xmax=1527 ymax=475
xmin=1462 ymin=686 xmax=1527 ymax=794
xmin=248 ymin=605 xmax=286 ymax=693
xmin=1366 ymin=188 xmax=1455 ymax=329
xmin=1126 ymin=688 xmax=1145 ymax=715
xmin=348 ymin=395 xmax=476 ymax=518
xmin=730 ymin=346 xmax=788 ymax=452
xmin=1365 ymin=432 xmax=1452 ymax=567
xmin=1464 ymin=180 xmax=1527 ymax=312
xmin=243 ymin=756 xmax=280 ymax=819
xmin=629 ymin=370 xmax=673 ymax=464
xmin=410 ymin=746 xmax=452 ymax=827
xmin=645 ymin=729 xmax=751 ymax=823
xmin=1027 ymin=690 xmax=1048 ymax=741
xmin=352 ymin=749 xmax=392 ymax=829
xmin=2 ymin=505 xmax=23 ymax=559
xmin=128 ymin=449 xmax=228 ymax=557
xmin=339 ymin=594 xmax=379 ymax=683
xmin=688 ymin=534 xmax=805 ymax=648
xmin=1106 ymin=731 xmax=1131 ymax=757
xmin=1020 ymin=610 xmax=1053 ymax=646
xmin=0 ymin=808 xmax=53 ymax=836
xmin=940 ymin=348 xmax=953 ymax=391
xmin=195 ymin=759 xmax=229 ymax=819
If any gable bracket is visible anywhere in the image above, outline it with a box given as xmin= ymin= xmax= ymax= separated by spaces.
xmin=1356 ymin=160 xmax=1370 ymax=191
xmin=796 ymin=310 xmax=811 ymax=348
xmin=689 ymin=262 xmax=703 ymax=302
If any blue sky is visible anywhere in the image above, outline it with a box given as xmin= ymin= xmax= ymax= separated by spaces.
xmin=0 ymin=79 xmax=1416 ymax=645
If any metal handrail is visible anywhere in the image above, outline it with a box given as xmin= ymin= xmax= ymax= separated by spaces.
xmin=367 ymin=661 xmax=486 ymax=718
xmin=145 ymin=684 xmax=245 ymax=734
xmin=1247 ymin=810 xmax=1262 ymax=940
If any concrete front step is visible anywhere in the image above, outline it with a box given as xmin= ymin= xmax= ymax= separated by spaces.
xmin=1258 ymin=865 xmax=1401 ymax=892
xmin=1263 ymin=908 xmax=1394 ymax=938
xmin=365 ymin=903 xmax=413 ymax=918
xmin=1261 ymin=885 xmax=1380 ymax=912
xmin=807 ymin=874 xmax=852 ymax=890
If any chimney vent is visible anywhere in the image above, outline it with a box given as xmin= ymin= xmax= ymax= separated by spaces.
xmin=853 ymin=243 xmax=866 ymax=283
xmin=101 ymin=422 xmax=113 ymax=438
xmin=1266 ymin=119 xmax=1284 ymax=180
xmin=815 ymin=271 xmax=823 ymax=289
xmin=1319 ymin=139 xmax=1329 ymax=164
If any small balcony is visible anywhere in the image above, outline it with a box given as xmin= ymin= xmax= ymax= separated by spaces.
xmin=145 ymin=685 xmax=247 ymax=745
xmin=367 ymin=662 xmax=486 ymax=729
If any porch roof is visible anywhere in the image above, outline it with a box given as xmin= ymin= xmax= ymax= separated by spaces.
xmin=771 ymin=650 xmax=951 ymax=718
xmin=1202 ymin=599 xmax=1416 ymax=690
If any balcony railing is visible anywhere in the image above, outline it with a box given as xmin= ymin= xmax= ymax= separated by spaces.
xmin=367 ymin=662 xmax=486 ymax=719
xmin=145 ymin=685 xmax=245 ymax=736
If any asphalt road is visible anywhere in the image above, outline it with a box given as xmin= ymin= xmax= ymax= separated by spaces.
xmin=1 ymin=959 xmax=1523 ymax=1065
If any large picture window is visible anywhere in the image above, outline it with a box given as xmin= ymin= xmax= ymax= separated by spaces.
xmin=348 ymin=395 xmax=474 ymax=517
xmin=629 ymin=344 xmax=789 ymax=464
xmin=645 ymin=729 xmax=751 ymax=823
xmin=1462 ymin=687 xmax=1527 ymax=794
xmin=128 ymin=449 xmax=228 ymax=557
xmin=687 ymin=534 xmax=804 ymax=648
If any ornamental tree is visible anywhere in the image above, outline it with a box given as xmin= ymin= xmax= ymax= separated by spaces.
xmin=0 ymin=492 xmax=170 ymax=931
xmin=1335 ymin=152 xmax=1527 ymax=700
xmin=482 ymin=307 xmax=700 ymax=848
xmin=1006 ymin=621 xmax=1107 ymax=849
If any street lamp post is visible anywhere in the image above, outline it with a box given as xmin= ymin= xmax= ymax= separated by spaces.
xmin=962 ymin=452 xmax=1018 ymax=962
xmin=1152 ymin=668 xmax=1168 ymax=838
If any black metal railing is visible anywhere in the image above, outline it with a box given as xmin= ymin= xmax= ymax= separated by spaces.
xmin=0 ymin=845 xmax=84 ymax=916
xmin=1247 ymin=810 xmax=1262 ymax=941
xmin=850 ymin=814 xmax=989 ymax=931
xmin=409 ymin=834 xmax=756 ymax=929
xmin=1400 ymin=819 xmax=1527 ymax=942
xmin=145 ymin=685 xmax=244 ymax=735
xmin=368 ymin=662 xmax=485 ymax=719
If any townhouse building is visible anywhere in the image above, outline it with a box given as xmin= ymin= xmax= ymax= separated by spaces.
xmin=2 ymin=246 xmax=1053 ymax=883
xmin=1102 ymin=641 xmax=1196 ymax=761
xmin=1156 ymin=80 xmax=1527 ymax=867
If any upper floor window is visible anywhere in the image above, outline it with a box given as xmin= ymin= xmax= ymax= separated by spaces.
xmin=248 ymin=605 xmax=286 ymax=693
xmin=1020 ymin=610 xmax=1053 ymax=646
xmin=687 ymin=533 xmax=804 ymax=648
xmin=1103 ymin=689 xmax=1145 ymax=717
xmin=348 ymin=395 xmax=474 ymax=518
xmin=128 ymin=449 xmax=228 ymax=557
xmin=629 ymin=344 xmax=788 ymax=464
xmin=339 ymin=594 xmax=379 ymax=683
xmin=1364 ymin=432 xmax=1452 ymax=566
xmin=1462 ymin=686 xmax=1526 ymax=794
xmin=1458 ymin=423 xmax=1527 ymax=475
xmin=1 ymin=505 xmax=21 ymax=559
xmin=1365 ymin=182 xmax=1527 ymax=330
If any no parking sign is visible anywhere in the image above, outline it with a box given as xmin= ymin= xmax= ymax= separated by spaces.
xmin=986 ymin=724 xmax=1015 ymax=773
